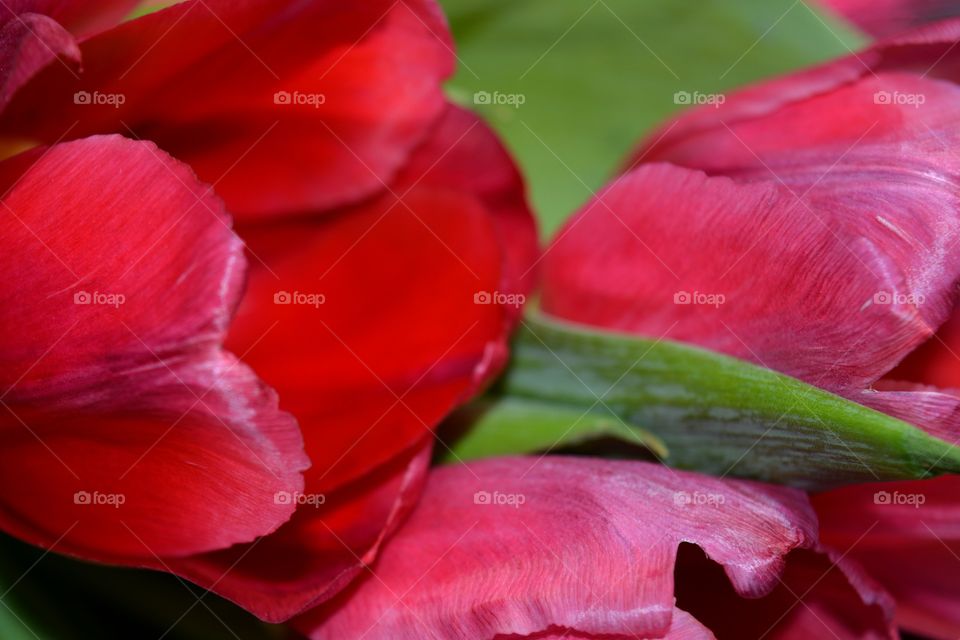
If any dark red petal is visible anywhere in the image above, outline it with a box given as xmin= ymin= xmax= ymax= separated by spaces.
xmin=676 ymin=545 xmax=895 ymax=639
xmin=541 ymin=161 xmax=960 ymax=394
xmin=0 ymin=135 xmax=307 ymax=561
xmin=819 ymin=0 xmax=960 ymax=38
xmin=1 ymin=0 xmax=454 ymax=218
xmin=888 ymin=306 xmax=960 ymax=390
xmin=815 ymin=476 xmax=960 ymax=638
xmin=291 ymin=457 xmax=894 ymax=639
xmin=153 ymin=439 xmax=432 ymax=623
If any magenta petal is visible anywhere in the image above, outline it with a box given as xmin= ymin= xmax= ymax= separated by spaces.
xmin=292 ymin=456 xmax=847 ymax=639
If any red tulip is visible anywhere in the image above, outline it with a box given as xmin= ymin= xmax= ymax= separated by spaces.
xmin=294 ymin=457 xmax=895 ymax=639
xmin=819 ymin=0 xmax=960 ymax=37
xmin=540 ymin=20 xmax=960 ymax=639
xmin=0 ymin=0 xmax=536 ymax=623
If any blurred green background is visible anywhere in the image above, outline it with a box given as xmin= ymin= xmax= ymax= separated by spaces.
xmin=2 ymin=1 xmax=865 ymax=638
xmin=441 ymin=0 xmax=863 ymax=235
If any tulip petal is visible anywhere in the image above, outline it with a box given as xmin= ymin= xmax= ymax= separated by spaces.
xmin=591 ymin=26 xmax=960 ymax=448
xmin=815 ymin=475 xmax=960 ymax=639
xmin=0 ymin=134 xmax=307 ymax=561
xmin=629 ymin=21 xmax=960 ymax=172
xmin=228 ymin=186 xmax=509 ymax=496
xmin=0 ymin=0 xmax=454 ymax=218
xmin=675 ymin=545 xmax=896 ymax=639
xmin=542 ymin=160 xmax=960 ymax=394
xmin=394 ymin=104 xmax=540 ymax=300
xmin=140 ymin=106 xmax=536 ymax=621
xmin=153 ymin=439 xmax=433 ymax=623
xmin=293 ymin=457 xmax=894 ymax=639
xmin=0 ymin=12 xmax=79 ymax=112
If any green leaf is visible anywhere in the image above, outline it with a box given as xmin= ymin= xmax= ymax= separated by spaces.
xmin=442 ymin=396 xmax=667 ymax=461
xmin=440 ymin=0 xmax=865 ymax=235
xmin=486 ymin=312 xmax=960 ymax=490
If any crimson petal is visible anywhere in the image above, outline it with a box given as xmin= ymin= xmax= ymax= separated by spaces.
xmin=0 ymin=134 xmax=307 ymax=561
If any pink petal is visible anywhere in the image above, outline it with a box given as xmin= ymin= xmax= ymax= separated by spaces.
xmin=542 ymin=161 xmax=960 ymax=394
xmin=0 ymin=135 xmax=307 ymax=561
xmin=545 ymin=26 xmax=960 ymax=442
xmin=292 ymin=456 xmax=893 ymax=639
